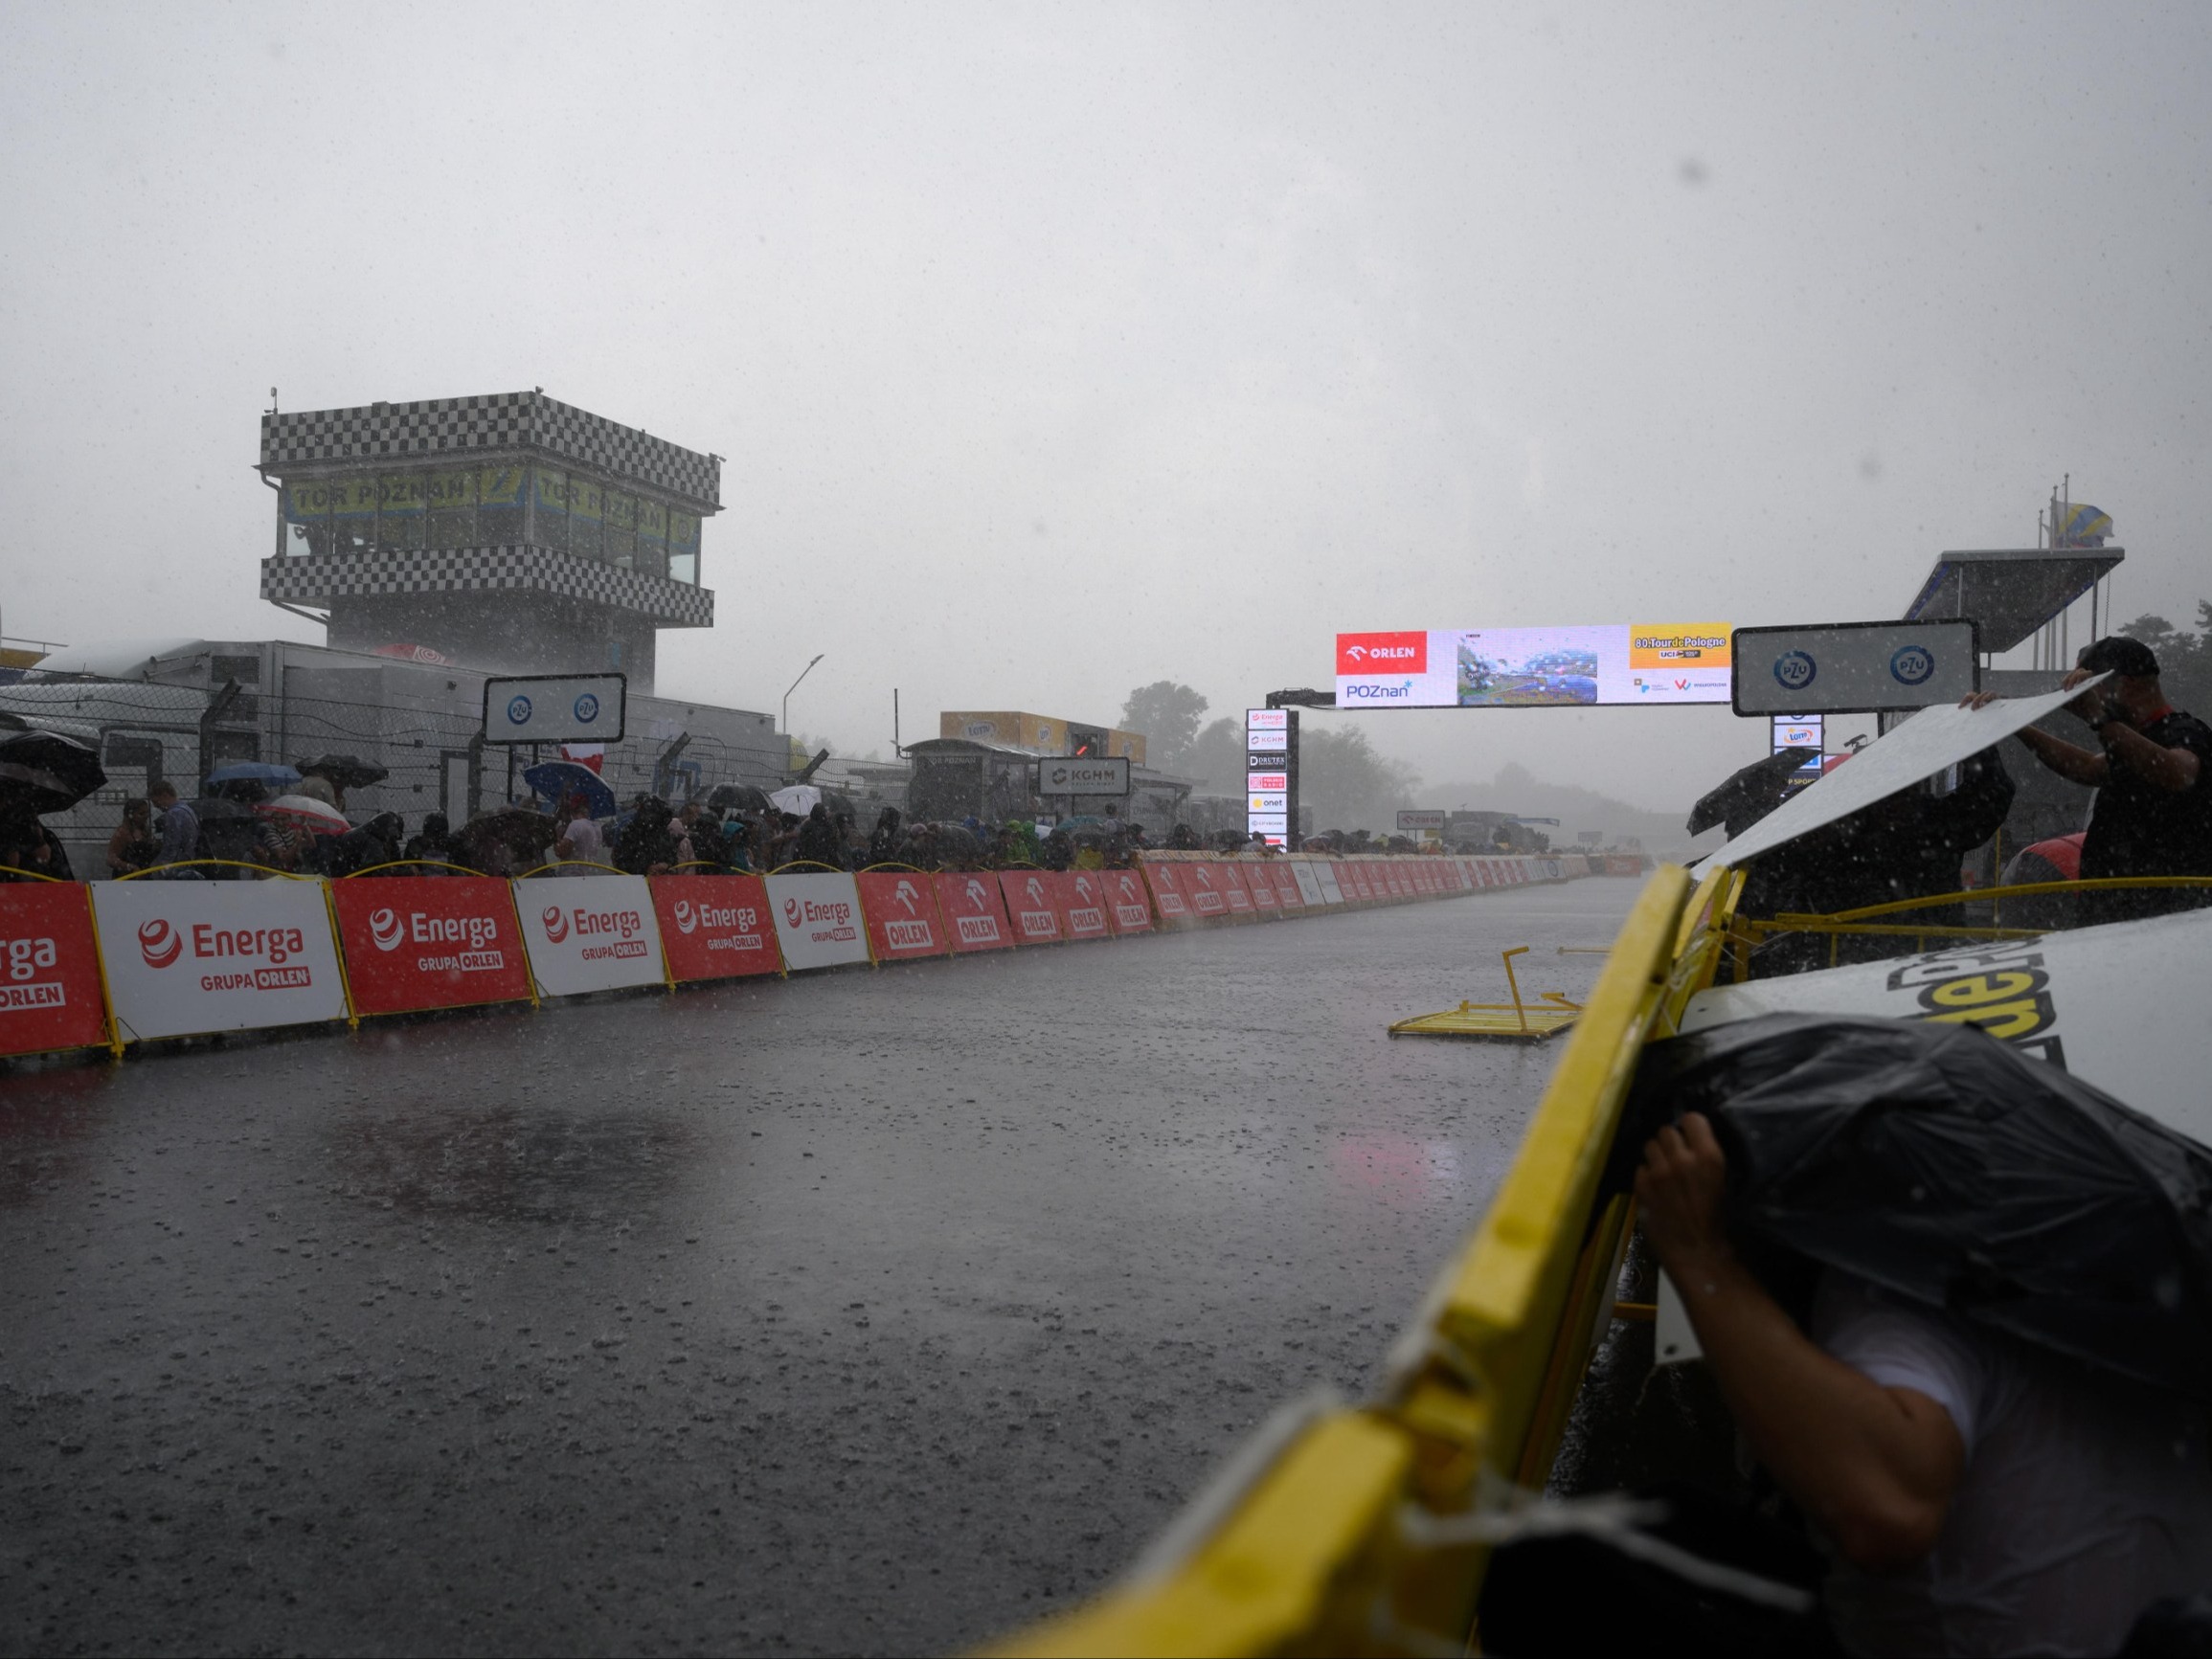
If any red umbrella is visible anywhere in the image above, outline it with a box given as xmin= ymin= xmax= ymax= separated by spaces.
xmin=259 ymin=794 xmax=351 ymax=837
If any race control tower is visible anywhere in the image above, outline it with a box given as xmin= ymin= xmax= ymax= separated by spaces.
xmin=256 ymin=390 xmax=718 ymax=693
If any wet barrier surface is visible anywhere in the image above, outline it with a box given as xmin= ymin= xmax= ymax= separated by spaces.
xmin=1 ymin=879 xmax=1640 ymax=1656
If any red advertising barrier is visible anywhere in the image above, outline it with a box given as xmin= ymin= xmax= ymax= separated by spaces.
xmin=1184 ymin=862 xmax=1230 ymax=921
xmin=1216 ymin=863 xmax=1258 ymax=917
xmin=1101 ymin=869 xmax=1154 ymax=934
xmin=934 ymin=871 xmax=1014 ymax=953
xmin=1272 ymin=862 xmax=1305 ymax=910
xmin=998 ymin=870 xmax=1065 ymax=945
xmin=1141 ymin=861 xmax=1194 ymax=925
xmin=0 ymin=883 xmax=109 ymax=1058
xmin=1056 ymin=871 xmax=1112 ymax=940
xmin=330 ymin=877 xmax=533 ymax=1017
xmin=1241 ymin=862 xmax=1278 ymax=914
xmin=1345 ymin=863 xmax=1375 ymax=904
xmin=854 ymin=871 xmax=949 ymax=961
xmin=653 ymin=874 xmax=784 ymax=980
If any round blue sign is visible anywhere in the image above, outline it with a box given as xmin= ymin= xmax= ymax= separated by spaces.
xmin=574 ymin=692 xmax=600 ymax=724
xmin=506 ymin=694 xmax=532 ymax=726
xmin=1772 ymin=651 xmax=1817 ymax=692
xmin=1890 ymin=644 xmax=1936 ymax=685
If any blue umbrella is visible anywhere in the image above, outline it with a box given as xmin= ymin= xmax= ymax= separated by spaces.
xmin=523 ymin=760 xmax=616 ymax=818
xmin=205 ymin=761 xmax=302 ymax=790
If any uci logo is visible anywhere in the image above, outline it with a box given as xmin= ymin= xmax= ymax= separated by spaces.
xmin=1890 ymin=644 xmax=1936 ymax=686
xmin=781 ymin=896 xmax=802 ymax=927
xmin=1772 ymin=651 xmax=1817 ymax=692
xmin=673 ymin=900 xmax=696 ymax=935
xmin=542 ymin=905 xmax=570 ymax=944
xmin=136 ymin=918 xmax=182 ymax=970
xmin=369 ymin=908 xmax=404 ymax=952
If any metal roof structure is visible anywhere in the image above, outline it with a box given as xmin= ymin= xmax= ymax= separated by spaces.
xmin=1902 ymin=546 xmax=2124 ymax=653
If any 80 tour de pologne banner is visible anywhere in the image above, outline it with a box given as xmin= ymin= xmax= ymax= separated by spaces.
xmin=515 ymin=874 xmax=666 ymax=997
xmin=652 ymin=873 xmax=781 ymax=981
xmin=90 ymin=879 xmax=349 ymax=1043
xmin=328 ymin=876 xmax=531 ymax=1017
xmin=0 ymin=883 xmax=109 ymax=1057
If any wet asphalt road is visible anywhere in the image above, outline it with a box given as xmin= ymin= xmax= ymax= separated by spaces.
xmin=2 ymin=878 xmax=1639 ymax=1657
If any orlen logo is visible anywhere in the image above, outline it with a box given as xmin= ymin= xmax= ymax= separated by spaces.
xmin=1337 ymin=631 xmax=1426 ymax=675
xmin=137 ymin=919 xmax=183 ymax=970
xmin=964 ymin=879 xmax=990 ymax=909
xmin=673 ymin=900 xmax=697 ymax=935
xmin=1024 ymin=877 xmax=1046 ymax=907
xmin=369 ymin=908 xmax=405 ymax=952
xmin=892 ymin=880 xmax=922 ymax=915
xmin=542 ymin=905 xmax=570 ymax=944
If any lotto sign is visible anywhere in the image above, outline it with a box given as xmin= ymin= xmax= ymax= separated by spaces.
xmin=998 ymin=872 xmax=1065 ymax=944
xmin=1059 ymin=871 xmax=1112 ymax=940
xmin=90 ymin=881 xmax=348 ymax=1043
xmin=517 ymin=875 xmax=667 ymax=997
xmin=855 ymin=871 xmax=948 ymax=960
xmin=329 ymin=877 xmax=530 ymax=1016
xmin=934 ymin=873 xmax=1013 ymax=953
xmin=1101 ymin=869 xmax=1154 ymax=933
xmin=766 ymin=872 xmax=871 ymax=971
xmin=654 ymin=874 xmax=782 ymax=981
xmin=0 ymin=884 xmax=107 ymax=1057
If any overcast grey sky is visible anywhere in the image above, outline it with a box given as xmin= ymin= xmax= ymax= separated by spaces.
xmin=4 ymin=2 xmax=2207 ymax=811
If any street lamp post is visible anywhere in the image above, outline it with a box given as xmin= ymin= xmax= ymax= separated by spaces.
xmin=781 ymin=653 xmax=824 ymax=745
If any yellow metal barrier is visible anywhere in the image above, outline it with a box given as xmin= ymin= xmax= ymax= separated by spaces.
xmin=991 ymin=866 xmax=1708 ymax=1656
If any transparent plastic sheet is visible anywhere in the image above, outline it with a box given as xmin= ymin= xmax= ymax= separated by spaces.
xmin=1615 ymin=1012 xmax=2212 ymax=1399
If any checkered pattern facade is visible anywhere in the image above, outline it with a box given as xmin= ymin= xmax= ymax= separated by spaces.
xmin=261 ymin=547 xmax=715 ymax=629
xmin=260 ymin=391 xmax=720 ymax=509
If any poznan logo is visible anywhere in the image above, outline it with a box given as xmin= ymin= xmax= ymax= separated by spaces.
xmin=369 ymin=908 xmax=405 ymax=952
xmin=673 ymin=900 xmax=697 ymax=935
xmin=137 ymin=918 xmax=182 ymax=970
xmin=541 ymin=905 xmax=570 ymax=944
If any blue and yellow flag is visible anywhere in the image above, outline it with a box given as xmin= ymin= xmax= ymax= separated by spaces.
xmin=2054 ymin=503 xmax=2113 ymax=548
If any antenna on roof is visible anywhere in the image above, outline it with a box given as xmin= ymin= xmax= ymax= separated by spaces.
xmin=269 ymin=387 xmax=279 ymax=415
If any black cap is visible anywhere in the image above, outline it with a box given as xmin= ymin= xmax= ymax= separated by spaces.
xmin=2076 ymin=635 xmax=2160 ymax=679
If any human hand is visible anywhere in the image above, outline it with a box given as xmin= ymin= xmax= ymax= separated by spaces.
xmin=1635 ymin=1111 xmax=1733 ymax=1276
xmin=1959 ymin=690 xmax=2001 ymax=710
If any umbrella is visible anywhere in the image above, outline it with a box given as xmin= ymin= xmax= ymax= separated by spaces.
xmin=205 ymin=762 xmax=302 ymax=791
xmin=1686 ymin=748 xmax=1817 ymax=839
xmin=707 ymin=783 xmax=775 ymax=817
xmin=294 ymin=752 xmax=389 ymax=789
xmin=770 ymin=784 xmax=823 ymax=817
xmin=454 ymin=806 xmax=560 ymax=870
xmin=0 ymin=729 xmax=107 ymax=812
xmin=1622 ymin=1012 xmax=2212 ymax=1400
xmin=258 ymin=794 xmax=351 ymax=837
xmin=522 ymin=760 xmax=617 ymax=819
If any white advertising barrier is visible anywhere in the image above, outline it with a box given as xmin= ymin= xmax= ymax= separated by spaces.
xmin=1680 ymin=907 xmax=2212 ymax=1147
xmin=1701 ymin=676 xmax=2108 ymax=871
xmin=1314 ymin=863 xmax=1346 ymax=905
xmin=91 ymin=880 xmax=349 ymax=1043
xmin=1289 ymin=861 xmax=1327 ymax=908
xmin=765 ymin=871 xmax=871 ymax=971
xmin=516 ymin=875 xmax=667 ymax=997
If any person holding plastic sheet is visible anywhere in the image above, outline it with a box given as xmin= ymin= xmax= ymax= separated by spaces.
xmin=1741 ymin=747 xmax=2015 ymax=975
xmin=792 ymin=802 xmax=841 ymax=867
xmin=1970 ymin=634 xmax=2212 ymax=926
xmin=1635 ymin=1109 xmax=2212 ymax=1656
